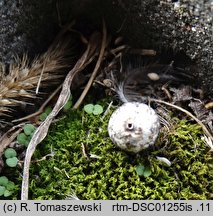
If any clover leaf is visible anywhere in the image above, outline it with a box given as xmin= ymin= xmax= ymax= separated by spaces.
xmin=39 ymin=107 xmax=52 ymax=121
xmin=23 ymin=124 xmax=36 ymax=136
xmin=44 ymin=107 xmax=52 ymax=115
xmin=84 ymin=104 xmax=103 ymax=115
xmin=84 ymin=104 xmax=94 ymax=114
xmin=0 ymin=177 xmax=16 ymax=197
xmin=4 ymin=190 xmax=12 ymax=197
xmin=93 ymin=104 xmax=103 ymax=115
xmin=6 ymin=181 xmax=15 ymax=190
xmin=4 ymin=148 xmax=17 ymax=159
xmin=17 ymin=132 xmax=31 ymax=146
xmin=17 ymin=133 xmax=28 ymax=145
xmin=63 ymin=99 xmax=73 ymax=111
xmin=6 ymin=157 xmax=19 ymax=168
xmin=136 ymin=164 xmax=152 ymax=177
xmin=0 ymin=186 xmax=6 ymax=196
xmin=0 ymin=176 xmax=9 ymax=186
xmin=39 ymin=112 xmax=48 ymax=121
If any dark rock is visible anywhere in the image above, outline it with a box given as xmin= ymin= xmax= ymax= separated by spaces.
xmin=0 ymin=0 xmax=212 ymax=95
xmin=99 ymin=0 xmax=213 ymax=96
xmin=0 ymin=0 xmax=58 ymax=64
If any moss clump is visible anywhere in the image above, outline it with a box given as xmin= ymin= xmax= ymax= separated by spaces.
xmin=28 ymin=102 xmax=212 ymax=200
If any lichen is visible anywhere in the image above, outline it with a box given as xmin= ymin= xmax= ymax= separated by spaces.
xmin=25 ymin=99 xmax=212 ymax=200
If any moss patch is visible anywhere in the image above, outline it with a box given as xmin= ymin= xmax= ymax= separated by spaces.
xmin=26 ymin=100 xmax=213 ymax=200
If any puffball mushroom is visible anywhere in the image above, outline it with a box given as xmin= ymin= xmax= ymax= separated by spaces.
xmin=108 ymin=102 xmax=160 ymax=153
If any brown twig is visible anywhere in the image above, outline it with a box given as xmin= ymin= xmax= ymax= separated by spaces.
xmin=0 ymin=125 xmax=25 ymax=157
xmin=129 ymin=48 xmax=157 ymax=56
xmin=161 ymin=84 xmax=172 ymax=101
xmin=151 ymin=98 xmax=213 ymax=141
xmin=72 ymin=20 xmax=107 ymax=109
xmin=12 ymin=84 xmax=62 ymax=123
xmin=110 ymin=45 xmax=127 ymax=56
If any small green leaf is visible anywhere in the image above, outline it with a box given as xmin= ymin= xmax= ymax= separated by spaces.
xmin=6 ymin=157 xmax=19 ymax=167
xmin=93 ymin=104 xmax=103 ymax=115
xmin=143 ymin=166 xmax=152 ymax=177
xmin=44 ymin=107 xmax=52 ymax=115
xmin=39 ymin=112 xmax=48 ymax=121
xmin=4 ymin=189 xmax=12 ymax=197
xmin=17 ymin=133 xmax=28 ymax=145
xmin=23 ymin=136 xmax=31 ymax=147
xmin=136 ymin=164 xmax=152 ymax=177
xmin=0 ymin=186 xmax=6 ymax=196
xmin=84 ymin=104 xmax=94 ymax=114
xmin=84 ymin=104 xmax=103 ymax=115
xmin=6 ymin=181 xmax=15 ymax=190
xmin=23 ymin=124 xmax=36 ymax=136
xmin=4 ymin=148 xmax=17 ymax=159
xmin=136 ymin=164 xmax=145 ymax=176
xmin=0 ymin=176 xmax=9 ymax=186
xmin=63 ymin=99 xmax=72 ymax=111
xmin=29 ymin=132 xmax=34 ymax=140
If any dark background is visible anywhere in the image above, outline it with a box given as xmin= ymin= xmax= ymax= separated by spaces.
xmin=0 ymin=0 xmax=212 ymax=95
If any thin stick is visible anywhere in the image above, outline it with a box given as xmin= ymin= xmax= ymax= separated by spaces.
xmin=12 ymin=84 xmax=62 ymax=123
xmin=101 ymin=101 xmax=113 ymax=120
xmin=151 ymin=98 xmax=213 ymax=141
xmin=161 ymin=84 xmax=172 ymax=101
xmin=36 ymin=60 xmax=46 ymax=94
xmin=72 ymin=20 xmax=107 ymax=109
xmin=0 ymin=124 xmax=25 ymax=156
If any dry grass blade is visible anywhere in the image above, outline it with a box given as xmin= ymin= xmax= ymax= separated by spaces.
xmin=35 ymin=60 xmax=46 ymax=94
xmin=151 ymin=99 xmax=213 ymax=142
xmin=21 ymin=30 xmax=102 ymax=200
xmin=0 ymin=124 xmax=25 ymax=157
xmin=12 ymin=84 xmax=62 ymax=123
xmin=73 ymin=20 xmax=107 ymax=109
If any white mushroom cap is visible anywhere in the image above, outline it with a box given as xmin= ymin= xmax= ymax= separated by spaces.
xmin=108 ymin=102 xmax=160 ymax=153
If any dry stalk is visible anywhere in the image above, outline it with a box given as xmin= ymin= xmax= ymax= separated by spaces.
xmin=0 ymin=124 xmax=25 ymax=157
xmin=72 ymin=20 xmax=107 ymax=109
xmin=21 ymin=27 xmax=104 ymax=200
xmin=12 ymin=84 xmax=62 ymax=123
xmin=151 ymin=99 xmax=213 ymax=142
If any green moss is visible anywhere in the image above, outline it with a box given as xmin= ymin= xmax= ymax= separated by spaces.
xmin=28 ymin=101 xmax=212 ymax=200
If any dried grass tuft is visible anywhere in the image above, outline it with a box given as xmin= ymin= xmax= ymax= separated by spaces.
xmin=0 ymin=38 xmax=74 ymax=117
